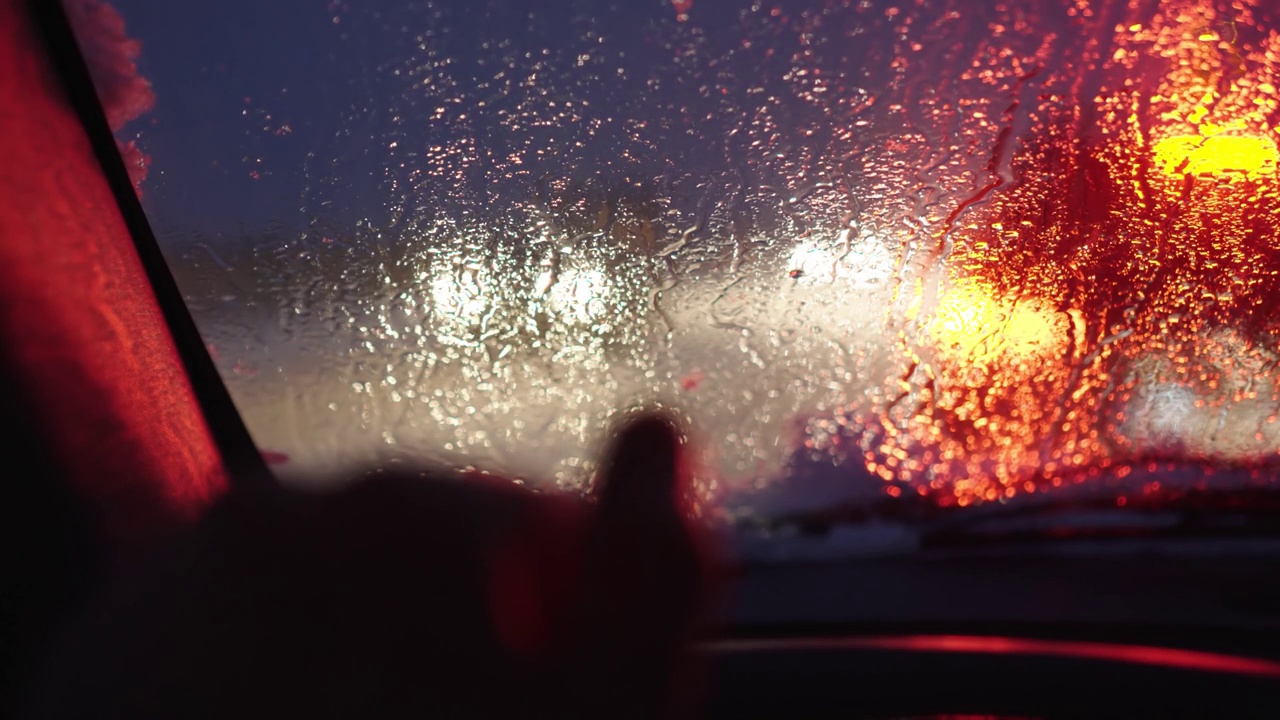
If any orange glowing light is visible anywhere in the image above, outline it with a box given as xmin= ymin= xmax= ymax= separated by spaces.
xmin=925 ymin=278 xmax=1073 ymax=366
xmin=842 ymin=0 xmax=1280 ymax=508
xmin=1153 ymin=133 xmax=1279 ymax=178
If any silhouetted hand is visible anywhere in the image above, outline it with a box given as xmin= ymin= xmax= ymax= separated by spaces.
xmin=25 ymin=413 xmax=716 ymax=719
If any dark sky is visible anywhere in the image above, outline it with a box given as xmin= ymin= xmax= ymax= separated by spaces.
xmin=109 ymin=0 xmax=726 ymax=245
xmin=113 ymin=0 xmax=345 ymax=236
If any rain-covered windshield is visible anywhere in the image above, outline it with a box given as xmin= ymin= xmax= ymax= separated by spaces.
xmin=68 ymin=0 xmax=1280 ymax=531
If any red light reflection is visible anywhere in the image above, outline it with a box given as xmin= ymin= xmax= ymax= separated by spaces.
xmin=709 ymin=634 xmax=1280 ymax=678
xmin=833 ymin=0 xmax=1280 ymax=506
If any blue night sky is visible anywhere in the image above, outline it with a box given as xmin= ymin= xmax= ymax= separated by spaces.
xmin=109 ymin=0 xmax=733 ymax=243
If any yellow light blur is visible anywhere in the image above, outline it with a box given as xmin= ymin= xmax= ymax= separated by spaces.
xmin=1153 ymin=133 xmax=1279 ymax=179
xmin=926 ymin=278 xmax=1067 ymax=366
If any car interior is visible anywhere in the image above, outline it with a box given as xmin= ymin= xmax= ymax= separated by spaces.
xmin=7 ymin=0 xmax=1280 ymax=717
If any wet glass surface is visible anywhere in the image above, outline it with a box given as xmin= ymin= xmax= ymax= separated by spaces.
xmin=69 ymin=0 xmax=1280 ymax=526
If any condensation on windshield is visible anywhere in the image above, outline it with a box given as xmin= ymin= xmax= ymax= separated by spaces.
xmin=85 ymin=0 xmax=1280 ymax=521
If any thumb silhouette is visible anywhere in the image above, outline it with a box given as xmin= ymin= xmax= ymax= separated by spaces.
xmin=24 ymin=411 xmax=716 ymax=719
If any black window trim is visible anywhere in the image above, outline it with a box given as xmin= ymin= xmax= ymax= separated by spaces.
xmin=29 ymin=0 xmax=273 ymax=492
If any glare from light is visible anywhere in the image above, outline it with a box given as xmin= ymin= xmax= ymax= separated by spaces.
xmin=786 ymin=235 xmax=896 ymax=287
xmin=1153 ymin=133 xmax=1279 ymax=179
xmin=925 ymin=278 xmax=1070 ymax=367
xmin=547 ymin=268 xmax=611 ymax=324
xmin=787 ymin=241 xmax=838 ymax=283
xmin=430 ymin=269 xmax=488 ymax=325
